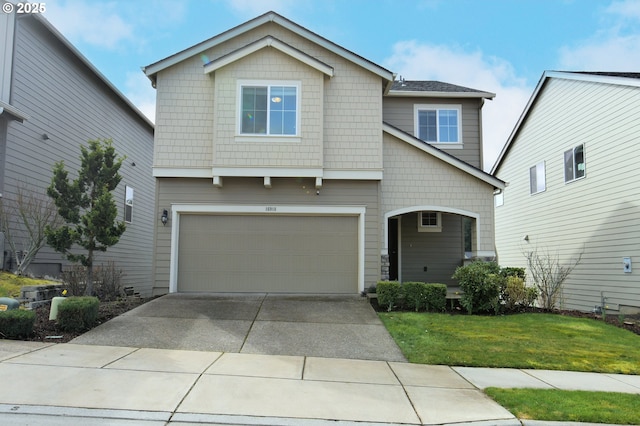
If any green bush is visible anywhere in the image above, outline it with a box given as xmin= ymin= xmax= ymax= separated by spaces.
xmin=377 ymin=281 xmax=402 ymax=312
xmin=0 ymin=309 xmax=35 ymax=338
xmin=499 ymin=267 xmax=526 ymax=280
xmin=403 ymin=282 xmax=425 ymax=311
xmin=452 ymin=261 xmax=504 ymax=314
xmin=423 ymin=283 xmax=447 ymax=312
xmin=57 ymin=296 xmax=99 ymax=332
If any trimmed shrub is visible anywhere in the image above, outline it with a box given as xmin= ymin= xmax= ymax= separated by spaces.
xmin=377 ymin=281 xmax=402 ymax=312
xmin=403 ymin=282 xmax=425 ymax=312
xmin=423 ymin=283 xmax=447 ymax=312
xmin=0 ymin=309 xmax=35 ymax=338
xmin=57 ymin=296 xmax=99 ymax=332
xmin=500 ymin=267 xmax=526 ymax=280
xmin=452 ymin=261 xmax=504 ymax=314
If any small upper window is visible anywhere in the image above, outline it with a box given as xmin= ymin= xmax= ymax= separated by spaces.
xmin=418 ymin=211 xmax=442 ymax=232
xmin=124 ymin=186 xmax=133 ymax=223
xmin=415 ymin=105 xmax=461 ymax=144
xmin=240 ymin=83 xmax=298 ymax=136
xmin=529 ymin=161 xmax=546 ymax=194
xmin=564 ymin=144 xmax=585 ymax=183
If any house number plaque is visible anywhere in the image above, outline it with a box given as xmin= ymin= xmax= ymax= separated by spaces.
xmin=265 ymin=206 xmax=277 ymax=212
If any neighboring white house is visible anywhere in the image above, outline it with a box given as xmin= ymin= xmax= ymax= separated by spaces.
xmin=493 ymin=71 xmax=640 ymax=314
xmin=143 ymin=11 xmax=504 ymax=296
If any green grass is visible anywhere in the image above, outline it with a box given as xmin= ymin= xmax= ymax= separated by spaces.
xmin=378 ymin=312 xmax=640 ymax=374
xmin=0 ymin=271 xmax=54 ymax=298
xmin=485 ymin=388 xmax=640 ymax=425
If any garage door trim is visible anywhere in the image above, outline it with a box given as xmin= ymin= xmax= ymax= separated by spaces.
xmin=168 ymin=204 xmax=366 ymax=293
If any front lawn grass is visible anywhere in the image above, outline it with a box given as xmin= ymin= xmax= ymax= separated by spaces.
xmin=485 ymin=388 xmax=640 ymax=425
xmin=378 ymin=312 xmax=640 ymax=374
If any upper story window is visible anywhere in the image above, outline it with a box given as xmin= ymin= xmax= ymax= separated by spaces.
xmin=529 ymin=161 xmax=546 ymax=195
xmin=414 ymin=104 xmax=462 ymax=145
xmin=564 ymin=144 xmax=585 ymax=183
xmin=239 ymin=81 xmax=299 ymax=136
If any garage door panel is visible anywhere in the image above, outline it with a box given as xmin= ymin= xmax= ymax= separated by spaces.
xmin=178 ymin=215 xmax=358 ymax=293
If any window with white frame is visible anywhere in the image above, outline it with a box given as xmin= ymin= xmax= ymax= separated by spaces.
xmin=124 ymin=186 xmax=133 ymax=223
xmin=414 ymin=104 xmax=462 ymax=144
xmin=239 ymin=82 xmax=299 ymax=136
xmin=418 ymin=211 xmax=442 ymax=232
xmin=529 ymin=161 xmax=546 ymax=194
xmin=564 ymin=144 xmax=585 ymax=183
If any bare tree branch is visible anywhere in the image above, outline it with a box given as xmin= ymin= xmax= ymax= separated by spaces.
xmin=0 ymin=184 xmax=62 ymax=275
xmin=523 ymin=247 xmax=583 ymax=310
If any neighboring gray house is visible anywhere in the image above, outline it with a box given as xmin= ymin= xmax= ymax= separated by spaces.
xmin=0 ymin=13 xmax=155 ymax=295
xmin=143 ymin=11 xmax=504 ymax=296
xmin=493 ymin=71 xmax=640 ymax=314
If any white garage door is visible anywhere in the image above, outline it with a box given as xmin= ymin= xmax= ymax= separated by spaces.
xmin=177 ymin=214 xmax=358 ymax=293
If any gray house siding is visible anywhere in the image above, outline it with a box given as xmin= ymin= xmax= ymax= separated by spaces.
xmin=399 ymin=212 xmax=463 ymax=285
xmin=1 ymin=16 xmax=155 ymax=295
xmin=382 ymin=97 xmax=483 ymax=169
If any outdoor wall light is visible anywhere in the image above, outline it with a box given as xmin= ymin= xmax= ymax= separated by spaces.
xmin=161 ymin=209 xmax=168 ymax=226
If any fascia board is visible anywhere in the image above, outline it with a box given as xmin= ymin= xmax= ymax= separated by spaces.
xmin=388 ymin=90 xmax=496 ymax=99
xmin=144 ymin=11 xmax=392 ymax=82
xmin=204 ymin=36 xmax=334 ymax=77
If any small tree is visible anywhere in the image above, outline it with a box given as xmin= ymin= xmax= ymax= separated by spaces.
xmin=46 ymin=139 xmax=126 ymax=296
xmin=524 ymin=247 xmax=583 ymax=310
xmin=0 ymin=185 xmax=61 ymax=275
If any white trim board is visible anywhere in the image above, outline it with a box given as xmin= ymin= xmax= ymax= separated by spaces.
xmin=168 ymin=204 xmax=367 ymax=294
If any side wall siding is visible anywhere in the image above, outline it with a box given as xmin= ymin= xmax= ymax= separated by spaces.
xmin=495 ymin=78 xmax=640 ymax=312
xmin=4 ymin=17 xmax=155 ymax=295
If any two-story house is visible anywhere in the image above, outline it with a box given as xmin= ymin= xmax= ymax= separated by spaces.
xmin=1 ymin=13 xmax=155 ymax=295
xmin=144 ymin=11 xmax=503 ymax=296
xmin=493 ymin=71 xmax=640 ymax=315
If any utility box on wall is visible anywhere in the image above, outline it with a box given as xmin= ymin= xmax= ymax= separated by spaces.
xmin=623 ymin=257 xmax=632 ymax=273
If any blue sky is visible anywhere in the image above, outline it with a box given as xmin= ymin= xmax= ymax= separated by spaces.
xmin=43 ymin=0 xmax=640 ymax=170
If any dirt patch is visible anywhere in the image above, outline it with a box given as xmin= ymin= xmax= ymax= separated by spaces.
xmin=24 ymin=297 xmax=151 ymax=343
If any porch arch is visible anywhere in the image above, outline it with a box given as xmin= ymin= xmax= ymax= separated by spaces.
xmin=382 ymin=205 xmax=480 ymax=256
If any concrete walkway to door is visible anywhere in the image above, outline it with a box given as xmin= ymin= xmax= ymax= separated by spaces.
xmin=71 ymin=294 xmax=407 ymax=362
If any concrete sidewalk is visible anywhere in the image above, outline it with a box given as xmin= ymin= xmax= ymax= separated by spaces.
xmin=0 ymin=341 xmax=638 ymax=425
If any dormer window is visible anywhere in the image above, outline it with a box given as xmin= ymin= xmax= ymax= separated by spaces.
xmin=414 ymin=104 xmax=462 ymax=146
xmin=239 ymin=81 xmax=299 ymax=136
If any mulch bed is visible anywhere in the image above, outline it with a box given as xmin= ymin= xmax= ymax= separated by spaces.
xmin=25 ymin=297 xmax=150 ymax=343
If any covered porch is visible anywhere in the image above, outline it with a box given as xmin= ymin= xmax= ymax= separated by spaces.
xmin=382 ymin=206 xmax=495 ymax=291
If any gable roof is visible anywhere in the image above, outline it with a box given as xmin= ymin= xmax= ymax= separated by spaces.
xmin=203 ymin=35 xmax=334 ymax=77
xmin=383 ymin=122 xmax=504 ymax=189
xmin=491 ymin=71 xmax=640 ymax=175
xmin=143 ymin=11 xmax=394 ymax=88
xmin=387 ymin=80 xmax=495 ymax=99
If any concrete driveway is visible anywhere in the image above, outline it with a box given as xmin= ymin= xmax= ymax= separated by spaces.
xmin=71 ymin=293 xmax=407 ymax=362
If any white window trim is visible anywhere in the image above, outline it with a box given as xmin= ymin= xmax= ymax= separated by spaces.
xmin=564 ymin=143 xmax=586 ymax=183
xmin=529 ymin=161 xmax=546 ymax=195
xmin=418 ymin=211 xmax=442 ymax=233
xmin=124 ymin=186 xmax=134 ymax=223
xmin=414 ymin=104 xmax=463 ymax=147
xmin=237 ymin=79 xmax=301 ymax=139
